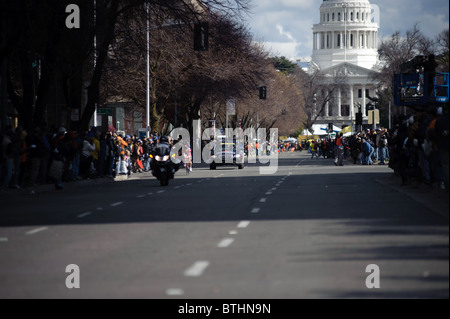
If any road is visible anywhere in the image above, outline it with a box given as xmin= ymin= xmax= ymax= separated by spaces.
xmin=0 ymin=151 xmax=448 ymax=299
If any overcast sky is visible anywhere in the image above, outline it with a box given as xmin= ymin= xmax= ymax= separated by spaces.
xmin=244 ymin=0 xmax=449 ymax=60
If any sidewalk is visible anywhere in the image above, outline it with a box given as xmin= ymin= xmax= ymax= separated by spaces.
xmin=375 ymin=173 xmax=449 ymax=220
xmin=0 ymin=175 xmax=126 ymax=199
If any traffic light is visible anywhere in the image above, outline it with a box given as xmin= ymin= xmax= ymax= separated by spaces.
xmin=259 ymin=86 xmax=267 ymax=100
xmin=328 ymin=122 xmax=333 ymax=132
xmin=356 ymin=112 xmax=363 ymax=125
xmin=194 ymin=22 xmax=209 ymax=51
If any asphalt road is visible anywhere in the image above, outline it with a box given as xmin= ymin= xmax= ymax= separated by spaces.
xmin=0 ymin=152 xmax=448 ymax=299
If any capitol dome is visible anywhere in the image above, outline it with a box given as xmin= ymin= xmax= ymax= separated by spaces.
xmin=311 ymin=0 xmax=379 ymax=70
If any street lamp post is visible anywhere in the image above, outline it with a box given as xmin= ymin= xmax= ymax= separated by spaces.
xmin=146 ymin=2 xmax=151 ymax=138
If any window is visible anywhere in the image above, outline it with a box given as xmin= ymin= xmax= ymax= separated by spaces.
xmin=358 ymin=89 xmax=362 ymax=98
xmin=338 ymin=12 xmax=341 ymax=21
xmin=332 ymin=13 xmax=335 ymax=21
xmin=337 ymin=34 xmax=341 ymax=47
xmin=341 ymin=105 xmax=350 ymax=117
xmin=350 ymin=34 xmax=353 ymax=47
xmin=366 ymin=89 xmax=370 ymax=98
xmin=327 ymin=13 xmax=330 ymax=22
xmin=351 ymin=12 xmax=353 ymax=21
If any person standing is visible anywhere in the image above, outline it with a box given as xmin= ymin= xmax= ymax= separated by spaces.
xmin=310 ymin=140 xmax=319 ymax=160
xmin=334 ymin=133 xmax=345 ymax=166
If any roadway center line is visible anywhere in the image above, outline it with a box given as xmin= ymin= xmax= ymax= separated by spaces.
xmin=237 ymin=221 xmax=250 ymax=228
xmin=217 ymin=238 xmax=234 ymax=248
xmin=25 ymin=227 xmax=49 ymax=235
xmin=111 ymin=202 xmax=123 ymax=207
xmin=184 ymin=261 xmax=210 ymax=277
xmin=166 ymin=288 xmax=184 ymax=296
xmin=77 ymin=212 xmax=92 ymax=218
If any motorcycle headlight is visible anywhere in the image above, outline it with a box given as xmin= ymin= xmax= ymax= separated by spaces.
xmin=155 ymin=155 xmax=162 ymax=161
xmin=163 ymin=155 xmax=170 ymax=161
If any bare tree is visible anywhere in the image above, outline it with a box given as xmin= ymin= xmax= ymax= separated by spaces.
xmin=293 ymin=64 xmax=347 ymax=133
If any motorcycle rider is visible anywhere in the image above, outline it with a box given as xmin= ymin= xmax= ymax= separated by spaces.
xmin=150 ymin=136 xmax=179 ymax=179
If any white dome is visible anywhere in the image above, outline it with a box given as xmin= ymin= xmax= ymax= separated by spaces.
xmin=312 ymin=0 xmax=379 ymax=70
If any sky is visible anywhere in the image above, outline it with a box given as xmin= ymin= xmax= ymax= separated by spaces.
xmin=244 ymin=0 xmax=449 ymax=61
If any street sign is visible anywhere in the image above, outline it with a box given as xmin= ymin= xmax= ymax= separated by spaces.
xmin=97 ymin=108 xmax=112 ymax=115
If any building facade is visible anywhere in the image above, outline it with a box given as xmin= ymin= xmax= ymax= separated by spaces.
xmin=311 ymin=0 xmax=380 ymax=129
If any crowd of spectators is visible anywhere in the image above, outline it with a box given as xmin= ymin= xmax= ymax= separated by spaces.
xmin=300 ymin=106 xmax=448 ymax=189
xmin=2 ymin=105 xmax=448 ymax=191
xmin=0 ymin=124 xmax=161 ymax=191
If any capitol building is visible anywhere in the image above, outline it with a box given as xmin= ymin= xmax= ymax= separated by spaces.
xmin=310 ymin=0 xmax=381 ymax=129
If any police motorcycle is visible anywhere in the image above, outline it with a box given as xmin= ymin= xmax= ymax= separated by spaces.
xmin=150 ymin=136 xmax=179 ymax=186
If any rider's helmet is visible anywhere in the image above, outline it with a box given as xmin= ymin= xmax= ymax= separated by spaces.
xmin=160 ymin=136 xmax=169 ymax=144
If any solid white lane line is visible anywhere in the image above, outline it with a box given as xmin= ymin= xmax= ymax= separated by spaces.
xmin=25 ymin=227 xmax=48 ymax=235
xmin=217 ymin=238 xmax=234 ymax=248
xmin=260 ymin=198 xmax=266 ymax=203
xmin=111 ymin=202 xmax=123 ymax=207
xmin=166 ymin=288 xmax=184 ymax=296
xmin=237 ymin=221 xmax=250 ymax=228
xmin=77 ymin=212 xmax=92 ymax=218
xmin=184 ymin=261 xmax=210 ymax=277
xmin=251 ymin=208 xmax=260 ymax=214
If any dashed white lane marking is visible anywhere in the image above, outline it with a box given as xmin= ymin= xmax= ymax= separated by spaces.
xmin=166 ymin=288 xmax=184 ymax=296
xmin=96 ymin=207 xmax=103 ymax=211
xmin=229 ymin=230 xmax=238 ymax=235
xmin=217 ymin=238 xmax=234 ymax=248
xmin=186 ymin=183 xmax=193 ymax=186
xmin=237 ymin=221 xmax=250 ymax=228
xmin=265 ymin=191 xmax=272 ymax=195
xmin=251 ymin=208 xmax=260 ymax=214
xmin=147 ymin=192 xmax=153 ymax=195
xmin=136 ymin=195 xmax=146 ymax=198
xmin=0 ymin=238 xmax=8 ymax=242
xmin=25 ymin=227 xmax=48 ymax=235
xmin=157 ymin=190 xmax=165 ymax=194
xmin=174 ymin=186 xmax=181 ymax=189
xmin=260 ymin=198 xmax=266 ymax=203
xmin=77 ymin=212 xmax=92 ymax=218
xmin=111 ymin=202 xmax=123 ymax=207
xmin=271 ymin=187 xmax=277 ymax=191
xmin=184 ymin=261 xmax=210 ymax=277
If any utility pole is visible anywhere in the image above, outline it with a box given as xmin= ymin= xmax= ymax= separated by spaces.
xmin=146 ymin=1 xmax=151 ymax=137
